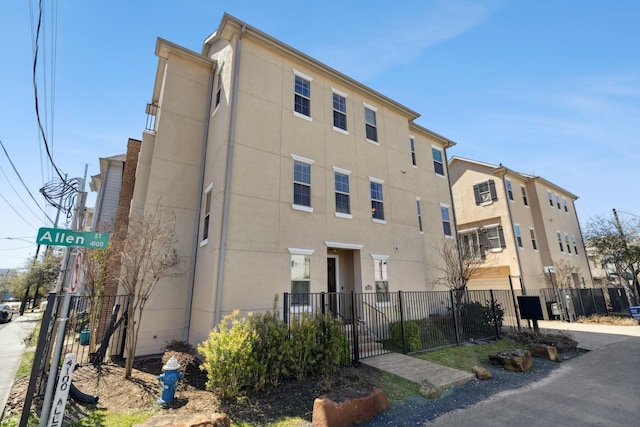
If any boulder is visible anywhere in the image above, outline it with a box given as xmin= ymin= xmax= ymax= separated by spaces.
xmin=528 ymin=343 xmax=558 ymax=362
xmin=472 ymin=366 xmax=493 ymax=380
xmin=312 ymin=388 xmax=389 ymax=427
xmin=419 ymin=381 xmax=441 ymax=399
xmin=134 ymin=412 xmax=230 ymax=427
xmin=489 ymin=349 xmax=533 ymax=372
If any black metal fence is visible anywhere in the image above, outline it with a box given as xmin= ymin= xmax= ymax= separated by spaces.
xmin=524 ymin=287 xmax=608 ymax=322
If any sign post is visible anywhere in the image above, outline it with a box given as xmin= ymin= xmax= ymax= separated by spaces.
xmin=47 ymin=353 xmax=76 ymax=427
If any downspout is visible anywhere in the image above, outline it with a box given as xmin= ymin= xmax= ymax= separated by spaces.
xmin=183 ymin=63 xmax=216 ymax=342
xmin=499 ymin=168 xmax=526 ymax=293
xmin=214 ymin=26 xmax=245 ymax=326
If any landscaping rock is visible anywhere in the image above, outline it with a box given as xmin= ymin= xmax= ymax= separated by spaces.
xmin=419 ymin=381 xmax=442 ymax=399
xmin=134 ymin=412 xmax=230 ymax=427
xmin=472 ymin=366 xmax=493 ymax=380
xmin=528 ymin=343 xmax=558 ymax=362
xmin=312 ymin=388 xmax=389 ymax=427
xmin=489 ymin=349 xmax=533 ymax=372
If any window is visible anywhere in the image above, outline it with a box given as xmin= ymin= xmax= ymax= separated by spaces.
xmin=572 ymin=235 xmax=579 ymax=255
xmin=530 ymin=228 xmax=538 ymax=251
xmin=555 ymin=194 xmax=561 ymax=209
xmin=294 ymin=73 xmax=311 ymax=117
xmin=332 ymin=92 xmax=347 ymax=131
xmin=506 ymin=179 xmax=514 ymax=201
xmin=373 ymin=257 xmax=389 ymax=303
xmin=202 ymin=186 xmax=212 ymax=242
xmin=565 ymin=234 xmax=572 ymax=254
xmin=548 ymin=190 xmax=554 ymax=207
xmin=416 ymin=198 xmax=423 ymax=232
xmin=293 ymin=160 xmax=311 ymax=208
xmin=364 ymin=105 xmax=378 ymax=142
xmin=563 ymin=198 xmax=568 ymax=212
xmin=521 ymin=185 xmax=529 ymax=206
xmin=334 ymin=171 xmax=350 ymax=215
xmin=215 ymin=87 xmax=221 ymax=109
xmin=432 ymin=147 xmax=444 ymax=176
xmin=557 ymin=232 xmax=564 ymax=252
xmin=370 ymin=179 xmax=385 ymax=221
xmin=514 ymin=224 xmax=523 ymax=248
xmin=410 ymin=137 xmax=417 ymax=166
xmin=473 ymin=180 xmax=498 ymax=205
xmin=291 ymin=254 xmax=311 ymax=305
xmin=485 ymin=226 xmax=506 ymax=250
xmin=460 ymin=230 xmax=481 ymax=260
xmin=440 ymin=204 xmax=452 ymax=236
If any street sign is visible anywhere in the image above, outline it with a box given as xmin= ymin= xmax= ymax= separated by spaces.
xmin=47 ymin=353 xmax=76 ymax=427
xmin=36 ymin=227 xmax=110 ymax=249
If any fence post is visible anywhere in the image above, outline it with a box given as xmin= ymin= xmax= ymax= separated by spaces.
xmin=508 ymin=276 xmax=522 ymax=331
xmin=283 ymin=293 xmax=289 ymax=325
xmin=450 ymin=290 xmax=460 ymax=345
xmin=577 ymin=289 xmax=586 ymax=318
xmin=351 ymin=291 xmax=359 ymax=364
xmin=320 ymin=292 xmax=326 ymax=316
xmin=490 ymin=290 xmax=501 ymax=338
xmin=398 ymin=291 xmax=406 ymax=353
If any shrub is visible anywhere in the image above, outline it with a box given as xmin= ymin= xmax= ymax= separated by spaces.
xmin=459 ymin=301 xmax=504 ymax=339
xmin=249 ymin=310 xmax=290 ymax=388
xmin=389 ymin=320 xmax=422 ymax=352
xmin=312 ymin=314 xmax=350 ymax=376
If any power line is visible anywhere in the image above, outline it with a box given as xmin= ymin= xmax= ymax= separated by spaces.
xmin=0 ymin=192 xmax=36 ymax=229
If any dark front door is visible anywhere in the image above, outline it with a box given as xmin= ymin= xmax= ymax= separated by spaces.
xmin=327 ymin=257 xmax=338 ymax=316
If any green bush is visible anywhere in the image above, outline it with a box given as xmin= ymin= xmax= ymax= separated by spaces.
xmin=249 ymin=310 xmax=290 ymax=388
xmin=389 ymin=320 xmax=422 ymax=352
xmin=312 ymin=314 xmax=350 ymax=376
xmin=415 ymin=316 xmax=455 ymax=349
xmin=460 ymin=301 xmax=504 ymax=339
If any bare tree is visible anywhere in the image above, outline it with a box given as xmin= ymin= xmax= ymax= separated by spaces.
xmin=78 ymin=247 xmax=110 ymax=353
xmin=118 ymin=209 xmax=179 ymax=378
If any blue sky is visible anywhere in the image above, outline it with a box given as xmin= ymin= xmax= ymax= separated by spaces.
xmin=1 ymin=0 xmax=639 ymax=269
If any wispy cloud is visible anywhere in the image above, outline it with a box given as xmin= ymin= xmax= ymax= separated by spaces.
xmin=313 ymin=0 xmax=506 ymax=81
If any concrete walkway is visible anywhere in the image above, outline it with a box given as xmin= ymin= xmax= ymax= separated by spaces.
xmin=0 ymin=311 xmax=40 ymax=418
xmin=360 ymin=352 xmax=475 ymax=391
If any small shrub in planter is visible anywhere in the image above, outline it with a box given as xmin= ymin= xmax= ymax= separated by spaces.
xmin=389 ymin=320 xmax=422 ymax=352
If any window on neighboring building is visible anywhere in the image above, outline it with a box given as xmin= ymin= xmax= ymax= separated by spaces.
xmin=514 ymin=224 xmax=523 ymax=248
xmin=557 ymin=231 xmax=564 ymax=252
xmin=202 ymin=186 xmax=212 ymax=242
xmin=370 ymin=179 xmax=385 ymax=221
xmin=506 ymin=179 xmax=514 ymax=201
xmin=572 ymin=235 xmax=579 ymax=255
xmin=373 ymin=257 xmax=389 ymax=303
xmin=334 ymin=171 xmax=350 ymax=215
xmin=460 ymin=230 xmax=481 ymax=260
xmin=432 ymin=147 xmax=444 ymax=176
xmin=530 ymin=228 xmax=538 ymax=250
xmin=293 ymin=160 xmax=311 ymax=208
xmin=473 ymin=180 xmax=498 ymax=205
xmin=521 ymin=185 xmax=529 ymax=206
xmin=332 ymin=92 xmax=347 ymax=131
xmin=563 ymin=198 xmax=568 ymax=212
xmin=548 ymin=190 xmax=554 ymax=207
xmin=555 ymin=194 xmax=561 ymax=209
xmin=410 ymin=137 xmax=417 ymax=166
xmin=440 ymin=204 xmax=452 ymax=236
xmin=364 ymin=105 xmax=378 ymax=142
xmin=291 ymin=254 xmax=310 ymax=305
xmin=294 ymin=73 xmax=311 ymax=117
xmin=485 ymin=226 xmax=506 ymax=250
xmin=416 ymin=198 xmax=423 ymax=232
xmin=565 ymin=233 xmax=572 ymax=254
xmin=215 ymin=87 xmax=221 ymax=109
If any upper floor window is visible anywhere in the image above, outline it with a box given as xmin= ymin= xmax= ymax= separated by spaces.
xmin=460 ymin=230 xmax=481 ymax=260
xmin=332 ymin=91 xmax=347 ymax=132
xmin=291 ymin=154 xmax=314 ymax=211
xmin=514 ymin=224 xmax=523 ymax=248
xmin=440 ymin=204 xmax=452 ymax=237
xmin=565 ymin=233 xmax=572 ymax=254
xmin=473 ymin=180 xmax=497 ymax=205
xmin=432 ymin=147 xmax=444 ymax=176
xmin=485 ymin=225 xmax=506 ymax=250
xmin=416 ymin=198 xmax=423 ymax=232
xmin=548 ymin=190 xmax=554 ymax=207
xmin=505 ymin=179 xmax=514 ymax=201
xmin=555 ymin=194 xmax=561 ymax=209
xmin=410 ymin=137 xmax=417 ymax=166
xmin=572 ymin=235 xmax=579 ymax=255
xmin=521 ymin=185 xmax=529 ymax=206
xmin=364 ymin=104 xmax=378 ymax=142
xmin=201 ymin=184 xmax=212 ymax=243
xmin=215 ymin=87 xmax=221 ymax=109
xmin=563 ymin=198 xmax=568 ymax=212
xmin=557 ymin=231 xmax=564 ymax=252
xmin=294 ymin=71 xmax=312 ymax=118
xmin=370 ymin=178 xmax=385 ymax=221
xmin=373 ymin=256 xmax=390 ymax=304
xmin=529 ymin=228 xmax=538 ymax=251
xmin=334 ymin=169 xmax=351 ymax=216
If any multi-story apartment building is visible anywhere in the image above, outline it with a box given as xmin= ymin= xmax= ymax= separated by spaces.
xmin=449 ymin=156 xmax=594 ymax=292
xmin=129 ymin=14 xmax=458 ymax=355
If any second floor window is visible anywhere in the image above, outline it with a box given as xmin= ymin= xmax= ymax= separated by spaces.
xmin=333 ymin=93 xmax=347 ymax=131
xmin=410 ymin=137 xmax=417 ymax=166
xmin=202 ymin=188 xmax=212 ymax=241
xmin=521 ymin=185 xmax=529 ymax=206
xmin=432 ymin=147 xmax=444 ymax=176
xmin=294 ymin=75 xmax=311 ymax=117
xmin=474 ymin=180 xmax=497 ymax=205
xmin=335 ymin=172 xmax=350 ymax=214
xmin=557 ymin=232 xmax=564 ymax=252
xmin=514 ymin=224 xmax=523 ymax=248
xmin=293 ymin=161 xmax=311 ymax=207
xmin=530 ymin=228 xmax=538 ymax=250
xmin=441 ymin=205 xmax=452 ymax=236
xmin=416 ymin=199 xmax=423 ymax=232
xmin=370 ymin=180 xmax=384 ymax=221
xmin=572 ymin=235 xmax=579 ymax=255
xmin=485 ymin=226 xmax=505 ymax=250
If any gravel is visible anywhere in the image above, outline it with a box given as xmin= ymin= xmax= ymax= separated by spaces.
xmin=362 ymin=355 xmax=575 ymax=426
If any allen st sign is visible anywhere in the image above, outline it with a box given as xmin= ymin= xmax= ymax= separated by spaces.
xmin=36 ymin=227 xmax=110 ymax=249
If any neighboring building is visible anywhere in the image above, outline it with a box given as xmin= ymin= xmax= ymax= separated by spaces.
xmin=448 ymin=157 xmax=593 ymax=292
xmin=130 ymin=14 xmax=458 ymax=356
xmin=90 ymin=153 xmax=127 ymax=232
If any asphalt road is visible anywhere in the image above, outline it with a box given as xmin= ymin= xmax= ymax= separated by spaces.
xmin=0 ymin=311 xmax=39 ymax=418
xmin=425 ymin=331 xmax=640 ymax=426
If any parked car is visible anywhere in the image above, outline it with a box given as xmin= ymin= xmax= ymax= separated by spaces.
xmin=0 ymin=304 xmax=13 ymax=323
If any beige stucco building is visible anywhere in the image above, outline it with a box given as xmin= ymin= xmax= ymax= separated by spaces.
xmin=129 ymin=14 xmax=458 ymax=356
xmin=449 ymin=156 xmax=594 ymax=292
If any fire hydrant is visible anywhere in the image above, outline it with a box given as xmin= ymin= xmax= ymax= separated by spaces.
xmin=157 ymin=356 xmax=183 ymax=404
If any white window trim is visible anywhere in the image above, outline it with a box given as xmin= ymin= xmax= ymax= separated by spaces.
xmin=331 ymin=88 xmax=349 ymax=135
xmin=288 ymin=248 xmax=315 ymax=255
xmin=431 ymin=145 xmax=446 ymax=178
xmin=294 ymin=111 xmax=313 ymax=122
xmin=335 ymin=212 xmax=353 ymax=219
xmin=371 ymin=254 xmax=389 ymax=261
xmin=372 ymin=218 xmax=387 ymax=225
xmin=325 ymin=241 xmax=363 ymax=250
xmin=333 ymin=126 xmax=349 ymax=135
xmin=333 ymin=166 xmax=351 ymax=175
xmin=367 ymin=139 xmax=380 ymax=146
xmin=293 ymin=69 xmax=314 ymax=81
xmin=212 ymin=72 xmax=222 ymax=116
xmin=290 ymin=153 xmax=315 ymax=164
xmin=331 ymin=87 xmax=348 ymax=98
xmin=363 ymin=102 xmax=378 ymax=111
xmin=369 ymin=176 xmax=384 ymax=184
xmin=200 ymin=182 xmax=214 ymax=247
xmin=292 ymin=204 xmax=313 ymax=213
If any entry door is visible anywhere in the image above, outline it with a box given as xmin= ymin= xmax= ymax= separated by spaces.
xmin=327 ymin=257 xmax=338 ymax=316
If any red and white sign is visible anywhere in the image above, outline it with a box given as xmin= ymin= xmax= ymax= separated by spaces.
xmin=69 ymin=251 xmax=83 ymax=294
